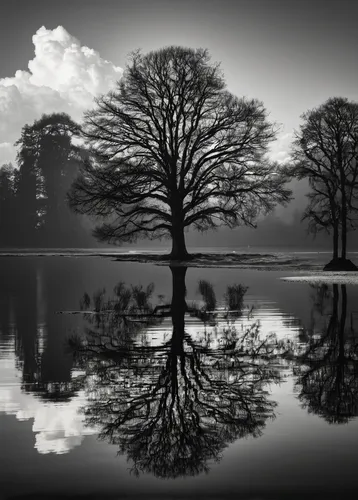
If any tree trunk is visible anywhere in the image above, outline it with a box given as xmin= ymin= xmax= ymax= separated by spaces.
xmin=340 ymin=284 xmax=347 ymax=330
xmin=170 ymin=224 xmax=189 ymax=260
xmin=338 ymin=145 xmax=348 ymax=260
xmin=341 ymin=204 xmax=347 ymax=260
xmin=333 ymin=220 xmax=339 ymax=260
xmin=170 ymin=266 xmax=187 ymax=356
xmin=336 ymin=284 xmax=347 ymax=413
xmin=332 ymin=284 xmax=339 ymax=318
xmin=169 ymin=192 xmax=190 ymax=260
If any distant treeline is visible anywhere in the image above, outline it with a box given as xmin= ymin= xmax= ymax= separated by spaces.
xmin=0 ymin=113 xmax=95 ymax=248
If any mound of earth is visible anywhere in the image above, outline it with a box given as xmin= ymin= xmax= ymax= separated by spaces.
xmin=323 ymin=258 xmax=358 ymax=271
xmin=113 ymin=252 xmax=319 ymax=270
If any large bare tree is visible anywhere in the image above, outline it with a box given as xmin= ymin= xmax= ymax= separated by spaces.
xmin=69 ymin=46 xmax=291 ymax=259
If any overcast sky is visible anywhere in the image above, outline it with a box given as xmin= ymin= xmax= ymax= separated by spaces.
xmin=0 ymin=0 xmax=357 ymax=185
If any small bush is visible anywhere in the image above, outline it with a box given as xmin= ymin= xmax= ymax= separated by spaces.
xmin=224 ymin=284 xmax=248 ymax=312
xmin=197 ymin=279 xmax=217 ymax=311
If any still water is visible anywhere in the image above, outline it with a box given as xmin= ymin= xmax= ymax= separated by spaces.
xmin=1 ymin=256 xmax=358 ymax=499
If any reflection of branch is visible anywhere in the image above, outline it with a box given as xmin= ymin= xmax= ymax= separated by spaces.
xmin=292 ymin=284 xmax=358 ymax=424
xmin=69 ymin=272 xmax=287 ymax=478
xmin=71 ymin=323 xmax=283 ymax=478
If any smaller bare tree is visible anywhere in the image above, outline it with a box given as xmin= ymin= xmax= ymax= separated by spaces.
xmin=290 ymin=97 xmax=358 ymax=270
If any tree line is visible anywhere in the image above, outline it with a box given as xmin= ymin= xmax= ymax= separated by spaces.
xmin=1 ymin=46 xmax=358 ymax=266
xmin=0 ymin=113 xmax=93 ymax=247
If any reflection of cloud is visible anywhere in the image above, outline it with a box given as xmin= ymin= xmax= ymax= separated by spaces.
xmin=0 ymin=25 xmax=123 ymax=164
xmin=0 ymin=357 xmax=97 ymax=455
xmin=33 ymin=406 xmax=86 ymax=454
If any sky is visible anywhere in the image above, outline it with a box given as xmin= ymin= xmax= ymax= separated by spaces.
xmin=0 ymin=0 xmax=357 ymax=219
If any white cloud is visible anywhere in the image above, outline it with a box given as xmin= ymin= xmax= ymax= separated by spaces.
xmin=269 ymin=131 xmax=294 ymax=164
xmin=0 ymin=26 xmax=123 ymax=165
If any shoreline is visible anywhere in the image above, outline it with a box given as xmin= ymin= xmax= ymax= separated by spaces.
xmin=0 ymin=249 xmax=357 ymax=272
xmin=0 ymin=250 xmax=323 ymax=270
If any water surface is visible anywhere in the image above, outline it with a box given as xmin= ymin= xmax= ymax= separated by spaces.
xmin=1 ymin=255 xmax=358 ymax=499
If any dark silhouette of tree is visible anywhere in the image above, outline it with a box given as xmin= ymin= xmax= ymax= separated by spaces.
xmin=69 ymin=46 xmax=291 ymax=259
xmin=0 ymin=163 xmax=17 ymax=245
xmin=69 ymin=267 xmax=287 ymax=478
xmin=289 ymin=97 xmax=358 ymax=270
xmin=14 ymin=112 xmax=90 ymax=246
xmin=292 ymin=284 xmax=358 ymax=424
xmin=14 ymin=137 xmax=40 ymax=243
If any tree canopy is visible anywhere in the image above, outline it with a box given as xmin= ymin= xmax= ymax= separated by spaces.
xmin=70 ymin=46 xmax=291 ymax=259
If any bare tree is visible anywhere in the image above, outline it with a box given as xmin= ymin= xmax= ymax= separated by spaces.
xmin=290 ymin=97 xmax=358 ymax=269
xmin=69 ymin=47 xmax=291 ymax=259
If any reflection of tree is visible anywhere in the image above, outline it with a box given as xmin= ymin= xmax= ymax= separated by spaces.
xmin=2 ymin=260 xmax=78 ymax=403
xmin=11 ymin=260 xmax=39 ymax=386
xmin=70 ymin=267 xmax=286 ymax=478
xmin=293 ymin=284 xmax=358 ymax=424
xmin=0 ymin=259 xmax=12 ymax=341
